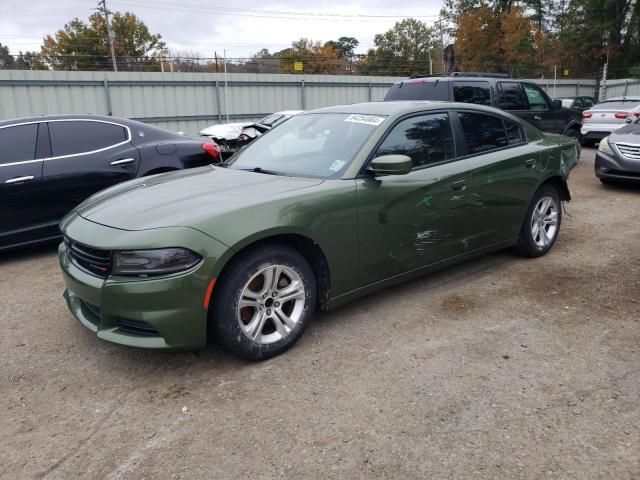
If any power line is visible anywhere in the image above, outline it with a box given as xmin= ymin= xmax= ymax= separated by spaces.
xmin=106 ymin=0 xmax=439 ymax=23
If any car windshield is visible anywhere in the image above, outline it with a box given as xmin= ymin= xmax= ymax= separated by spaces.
xmin=560 ymin=99 xmax=573 ymax=108
xmin=257 ymin=113 xmax=286 ymax=128
xmin=227 ymin=113 xmax=387 ymax=178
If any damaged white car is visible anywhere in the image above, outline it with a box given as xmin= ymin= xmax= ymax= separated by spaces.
xmin=200 ymin=110 xmax=303 ymax=158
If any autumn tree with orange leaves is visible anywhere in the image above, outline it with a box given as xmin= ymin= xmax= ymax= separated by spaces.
xmin=454 ymin=5 xmax=546 ymax=76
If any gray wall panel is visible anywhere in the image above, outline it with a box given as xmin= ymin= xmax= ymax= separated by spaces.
xmin=0 ymin=71 xmax=598 ymax=136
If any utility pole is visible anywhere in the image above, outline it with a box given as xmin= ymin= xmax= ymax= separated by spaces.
xmin=97 ymin=0 xmax=117 ymax=72
xmin=437 ymin=18 xmax=446 ymax=74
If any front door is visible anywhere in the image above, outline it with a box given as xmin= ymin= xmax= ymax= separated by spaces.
xmin=42 ymin=119 xmax=141 ymax=225
xmin=0 ymin=122 xmax=54 ymax=248
xmin=520 ymin=83 xmax=565 ymax=133
xmin=356 ymin=111 xmax=472 ymax=286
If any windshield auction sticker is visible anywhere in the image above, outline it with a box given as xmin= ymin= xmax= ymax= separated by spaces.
xmin=344 ymin=114 xmax=386 ymax=126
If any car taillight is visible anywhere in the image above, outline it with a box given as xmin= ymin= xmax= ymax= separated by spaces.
xmin=201 ymin=142 xmax=221 ymax=160
xmin=614 ymin=112 xmax=630 ymax=119
xmin=583 ymin=112 xmax=592 ymax=119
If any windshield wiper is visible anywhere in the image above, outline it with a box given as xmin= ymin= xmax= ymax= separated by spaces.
xmin=235 ymin=167 xmax=289 ymax=176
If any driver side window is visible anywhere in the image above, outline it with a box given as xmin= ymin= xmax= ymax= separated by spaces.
xmin=375 ymin=112 xmax=456 ymax=169
xmin=522 ymin=84 xmax=550 ymax=111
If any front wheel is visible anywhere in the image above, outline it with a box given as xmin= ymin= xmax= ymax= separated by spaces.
xmin=515 ymin=185 xmax=562 ymax=258
xmin=210 ymin=243 xmax=317 ymax=360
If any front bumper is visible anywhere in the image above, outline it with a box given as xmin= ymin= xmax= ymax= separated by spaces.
xmin=594 ymin=150 xmax=640 ymax=182
xmin=59 ymin=216 xmax=231 ymax=351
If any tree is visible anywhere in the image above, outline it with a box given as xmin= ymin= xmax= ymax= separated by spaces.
xmin=15 ymin=51 xmax=47 ymax=70
xmin=260 ymin=38 xmax=343 ymax=74
xmin=358 ymin=19 xmax=438 ymax=76
xmin=444 ymin=0 xmax=640 ymax=79
xmin=40 ymin=12 xmax=165 ymax=71
xmin=324 ymin=37 xmax=360 ymax=59
xmin=0 ymin=42 xmax=14 ymax=69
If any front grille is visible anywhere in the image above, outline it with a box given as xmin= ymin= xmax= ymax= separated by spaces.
xmin=116 ymin=319 xmax=160 ymax=336
xmin=66 ymin=239 xmax=112 ymax=278
xmin=615 ymin=143 xmax=640 ymax=160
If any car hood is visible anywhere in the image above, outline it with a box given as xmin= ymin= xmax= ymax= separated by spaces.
xmin=75 ymin=166 xmax=324 ymax=232
xmin=609 ymin=123 xmax=640 ymax=144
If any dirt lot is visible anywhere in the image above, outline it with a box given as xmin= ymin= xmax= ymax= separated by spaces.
xmin=1 ymin=147 xmax=639 ymax=480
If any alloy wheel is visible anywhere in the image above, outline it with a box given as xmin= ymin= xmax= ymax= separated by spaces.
xmin=531 ymin=195 xmax=559 ymax=248
xmin=237 ymin=264 xmax=306 ymax=344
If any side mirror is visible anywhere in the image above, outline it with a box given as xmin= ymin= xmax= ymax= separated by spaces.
xmin=368 ymin=155 xmax=412 ymax=176
xmin=551 ymin=99 xmax=562 ymax=110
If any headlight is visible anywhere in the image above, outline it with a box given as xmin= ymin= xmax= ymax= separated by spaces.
xmin=112 ymin=248 xmax=201 ymax=276
xmin=598 ymin=136 xmax=614 ymax=155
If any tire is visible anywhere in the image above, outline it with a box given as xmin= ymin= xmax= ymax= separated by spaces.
xmin=515 ymin=185 xmax=562 ymax=258
xmin=599 ymin=178 xmax=614 ymax=185
xmin=210 ymin=243 xmax=317 ymax=360
xmin=582 ymin=138 xmax=596 ymax=148
xmin=565 ymin=128 xmax=582 ymax=144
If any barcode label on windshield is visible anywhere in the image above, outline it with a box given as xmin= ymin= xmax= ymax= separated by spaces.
xmin=344 ymin=114 xmax=386 ymax=126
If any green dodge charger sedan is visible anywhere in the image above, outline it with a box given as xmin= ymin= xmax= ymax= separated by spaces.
xmin=59 ymin=101 xmax=579 ymax=360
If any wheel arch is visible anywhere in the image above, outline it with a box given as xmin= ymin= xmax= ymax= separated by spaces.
xmin=539 ymin=175 xmax=571 ymax=201
xmin=562 ymin=119 xmax=582 ymax=135
xmin=214 ymin=232 xmax=331 ymax=310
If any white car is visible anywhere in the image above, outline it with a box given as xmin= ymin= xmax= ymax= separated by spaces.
xmin=581 ymin=97 xmax=640 ymax=146
xmin=199 ymin=110 xmax=303 ymax=157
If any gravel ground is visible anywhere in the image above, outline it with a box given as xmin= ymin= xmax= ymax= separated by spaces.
xmin=1 ymin=148 xmax=639 ymax=480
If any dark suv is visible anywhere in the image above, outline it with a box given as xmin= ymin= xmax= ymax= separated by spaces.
xmin=384 ymin=73 xmax=583 ymax=141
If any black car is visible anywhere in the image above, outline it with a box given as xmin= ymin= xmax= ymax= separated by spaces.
xmin=384 ymin=73 xmax=583 ymax=141
xmin=595 ymin=120 xmax=640 ymax=184
xmin=554 ymin=96 xmax=596 ymax=112
xmin=0 ymin=115 xmax=221 ymax=250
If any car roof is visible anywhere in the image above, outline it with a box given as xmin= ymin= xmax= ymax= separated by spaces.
xmin=599 ymin=96 xmax=640 ymax=101
xmin=307 ymin=101 xmax=508 ymax=117
xmin=0 ymin=114 xmax=142 ymax=128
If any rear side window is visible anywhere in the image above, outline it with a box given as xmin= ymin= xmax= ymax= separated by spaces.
xmin=0 ymin=123 xmax=38 ymax=164
xmin=457 ymin=112 xmax=508 ymax=154
xmin=452 ymin=81 xmax=491 ymax=106
xmin=384 ymin=81 xmax=450 ymax=101
xmin=49 ymin=121 xmax=128 ymax=157
xmin=522 ymin=84 xmax=550 ymax=111
xmin=376 ymin=112 xmax=455 ymax=168
xmin=505 ymin=120 xmax=525 ymax=145
xmin=497 ymin=82 xmax=527 ymax=110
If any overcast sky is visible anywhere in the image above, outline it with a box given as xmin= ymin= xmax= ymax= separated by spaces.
xmin=0 ymin=0 xmax=443 ymax=59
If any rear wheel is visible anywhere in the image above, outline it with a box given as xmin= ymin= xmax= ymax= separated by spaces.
xmin=565 ymin=128 xmax=582 ymax=144
xmin=516 ymin=185 xmax=562 ymax=258
xmin=210 ymin=243 xmax=317 ymax=360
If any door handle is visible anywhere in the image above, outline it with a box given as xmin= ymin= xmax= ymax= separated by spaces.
xmin=110 ymin=158 xmax=135 ymax=166
xmin=524 ymin=159 xmax=537 ymax=168
xmin=5 ymin=175 xmax=35 ymax=184
xmin=451 ymin=179 xmax=468 ymax=191
xmin=533 ymin=115 xmax=542 ymax=121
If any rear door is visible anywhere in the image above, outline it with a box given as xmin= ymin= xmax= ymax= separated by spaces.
xmin=456 ymin=110 xmax=541 ymax=248
xmin=0 ymin=122 xmax=55 ymax=248
xmin=356 ymin=111 xmax=473 ymax=285
xmin=42 ymin=119 xmax=141 ymax=225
